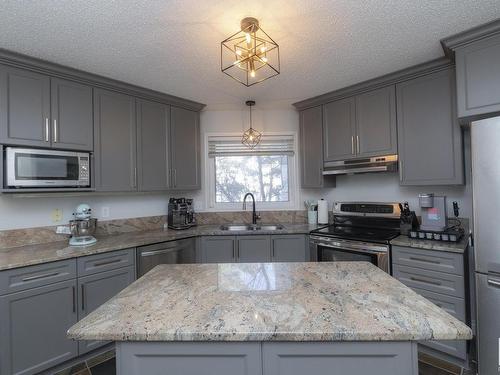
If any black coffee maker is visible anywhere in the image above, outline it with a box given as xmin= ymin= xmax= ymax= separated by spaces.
xmin=168 ymin=198 xmax=196 ymax=230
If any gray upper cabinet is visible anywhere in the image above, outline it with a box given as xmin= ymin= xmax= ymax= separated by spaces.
xmin=237 ymin=236 xmax=272 ymax=263
xmin=455 ymin=33 xmax=500 ymax=120
xmin=0 ymin=65 xmax=51 ymax=148
xmin=170 ymin=106 xmax=201 ymax=190
xmin=78 ymin=266 xmax=135 ymax=354
xmin=0 ymin=279 xmax=78 ymax=375
xmin=0 ymin=66 xmax=94 ymax=151
xmin=136 ymin=99 xmax=170 ymax=191
xmin=300 ymin=106 xmax=335 ymax=188
xmin=271 ymin=235 xmax=308 ymax=262
xmin=396 ymin=68 xmax=464 ymax=185
xmin=94 ymin=88 xmax=137 ymax=191
xmin=201 ymin=236 xmax=236 ymax=263
xmin=50 ymin=78 xmax=93 ymax=151
xmin=355 ymin=86 xmax=397 ymax=157
xmin=323 ymin=97 xmax=356 ymax=161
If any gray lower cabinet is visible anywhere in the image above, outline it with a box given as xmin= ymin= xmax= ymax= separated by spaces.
xmin=323 ymin=97 xmax=356 ymax=161
xmin=271 ymin=235 xmax=308 ymax=262
xmin=299 ymin=106 xmax=334 ymax=188
xmin=201 ymin=236 xmax=236 ymax=263
xmin=396 ymin=67 xmax=464 ymax=185
xmin=94 ymin=88 xmax=137 ymax=191
xmin=201 ymin=235 xmax=309 ymax=264
xmin=50 ymin=78 xmax=93 ymax=151
xmin=391 ymin=245 xmax=468 ymax=365
xmin=237 ymin=236 xmax=272 ymax=263
xmin=77 ymin=266 xmax=135 ymax=354
xmin=0 ymin=65 xmax=51 ymax=148
xmin=355 ymin=85 xmax=397 ymax=158
xmin=170 ymin=106 xmax=200 ymax=190
xmin=0 ymin=279 xmax=78 ymax=375
xmin=136 ymin=99 xmax=170 ymax=191
xmin=454 ymin=33 xmax=500 ymax=120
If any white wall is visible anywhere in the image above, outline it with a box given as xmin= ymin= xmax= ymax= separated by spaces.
xmin=0 ymin=108 xmax=472 ymax=230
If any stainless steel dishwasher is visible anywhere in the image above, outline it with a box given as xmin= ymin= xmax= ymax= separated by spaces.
xmin=136 ymin=238 xmax=196 ymax=277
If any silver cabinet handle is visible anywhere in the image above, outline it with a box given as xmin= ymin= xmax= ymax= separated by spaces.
xmin=81 ymin=284 xmax=85 ymax=311
xmin=409 ymin=256 xmax=440 ymax=264
xmin=133 ymin=167 xmax=137 ymax=188
xmin=22 ymin=272 xmax=59 ymax=282
xmin=93 ymin=258 xmax=121 ymax=267
xmin=351 ymin=136 xmax=354 ymax=155
xmin=487 ymin=278 xmax=500 ymax=288
xmin=356 ymin=135 xmax=360 ymax=154
xmin=173 ymin=169 xmax=177 ymax=187
xmin=53 ymin=119 xmax=58 ymax=142
xmin=410 ymin=276 xmax=442 ymax=286
xmin=45 ymin=118 xmax=49 ymax=142
xmin=72 ymin=286 xmax=76 ymax=313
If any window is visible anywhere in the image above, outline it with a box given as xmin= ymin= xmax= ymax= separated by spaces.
xmin=207 ymin=134 xmax=297 ymax=210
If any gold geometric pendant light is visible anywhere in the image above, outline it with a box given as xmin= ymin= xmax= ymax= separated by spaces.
xmin=221 ymin=17 xmax=280 ymax=87
xmin=242 ymin=100 xmax=261 ymax=148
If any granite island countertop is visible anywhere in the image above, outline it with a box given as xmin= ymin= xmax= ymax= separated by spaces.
xmin=67 ymin=262 xmax=472 ymax=342
xmin=0 ymin=224 xmax=323 ymax=271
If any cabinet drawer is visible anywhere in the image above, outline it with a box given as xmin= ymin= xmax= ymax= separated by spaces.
xmin=410 ymin=287 xmax=466 ymax=322
xmin=392 ymin=246 xmax=463 ymax=275
xmin=0 ymin=260 xmax=76 ymax=295
xmin=393 ymin=264 xmax=464 ymax=298
xmin=77 ymin=248 xmax=134 ymax=277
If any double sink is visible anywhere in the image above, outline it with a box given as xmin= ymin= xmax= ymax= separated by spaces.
xmin=219 ymin=224 xmax=285 ymax=231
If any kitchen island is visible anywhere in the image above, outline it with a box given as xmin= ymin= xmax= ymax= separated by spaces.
xmin=67 ymin=262 xmax=472 ymax=375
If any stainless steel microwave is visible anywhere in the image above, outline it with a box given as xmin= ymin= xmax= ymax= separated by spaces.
xmin=5 ymin=147 xmax=90 ymax=188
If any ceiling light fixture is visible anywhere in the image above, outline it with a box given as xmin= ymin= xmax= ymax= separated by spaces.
xmin=242 ymin=100 xmax=261 ymax=149
xmin=221 ymin=17 xmax=280 ymax=87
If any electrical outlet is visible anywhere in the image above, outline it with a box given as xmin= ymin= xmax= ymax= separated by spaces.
xmin=101 ymin=206 xmax=110 ymax=218
xmin=51 ymin=209 xmax=63 ymax=223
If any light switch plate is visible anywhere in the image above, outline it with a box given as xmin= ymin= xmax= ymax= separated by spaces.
xmin=51 ymin=209 xmax=63 ymax=223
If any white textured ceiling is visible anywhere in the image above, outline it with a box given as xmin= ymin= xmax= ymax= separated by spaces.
xmin=0 ymin=1 xmax=499 ymax=109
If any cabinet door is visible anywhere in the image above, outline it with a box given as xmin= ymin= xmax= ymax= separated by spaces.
xmin=323 ymin=97 xmax=356 ymax=161
xmin=355 ymin=86 xmax=397 ymax=157
xmin=170 ymin=106 xmax=200 ymax=190
xmin=78 ymin=266 xmax=135 ymax=354
xmin=300 ymin=106 xmax=334 ymax=188
xmin=396 ymin=68 xmax=464 ymax=185
xmin=455 ymin=33 xmax=500 ymax=119
xmin=272 ymin=235 xmax=308 ymax=262
xmin=50 ymin=78 xmax=93 ymax=151
xmin=0 ymin=65 xmax=51 ymax=147
xmin=237 ymin=236 xmax=272 ymax=263
xmin=0 ymin=280 xmax=78 ymax=375
xmin=94 ymin=89 xmax=137 ymax=191
xmin=136 ymin=99 xmax=170 ymax=191
xmin=201 ymin=236 xmax=236 ymax=263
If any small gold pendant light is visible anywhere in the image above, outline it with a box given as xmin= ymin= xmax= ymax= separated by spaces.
xmin=242 ymin=100 xmax=261 ymax=149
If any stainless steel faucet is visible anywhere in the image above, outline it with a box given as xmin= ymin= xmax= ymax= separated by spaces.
xmin=243 ymin=192 xmax=260 ymax=225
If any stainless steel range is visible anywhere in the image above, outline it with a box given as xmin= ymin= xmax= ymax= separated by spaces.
xmin=310 ymin=202 xmax=401 ymax=274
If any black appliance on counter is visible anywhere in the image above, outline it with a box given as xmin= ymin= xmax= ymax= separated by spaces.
xmin=167 ymin=198 xmax=196 ymax=230
xmin=310 ymin=202 xmax=401 ymax=274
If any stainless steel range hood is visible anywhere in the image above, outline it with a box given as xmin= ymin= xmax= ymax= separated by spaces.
xmin=322 ymin=155 xmax=398 ymax=175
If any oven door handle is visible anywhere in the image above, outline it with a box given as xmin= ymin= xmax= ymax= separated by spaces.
xmin=310 ymin=236 xmax=388 ymax=254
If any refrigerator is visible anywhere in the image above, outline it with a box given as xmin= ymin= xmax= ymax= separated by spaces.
xmin=471 ymin=116 xmax=500 ymax=375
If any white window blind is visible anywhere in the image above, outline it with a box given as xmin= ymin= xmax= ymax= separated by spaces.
xmin=208 ymin=135 xmax=295 ymax=157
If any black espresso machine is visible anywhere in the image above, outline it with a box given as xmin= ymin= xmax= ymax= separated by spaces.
xmin=168 ymin=198 xmax=196 ymax=230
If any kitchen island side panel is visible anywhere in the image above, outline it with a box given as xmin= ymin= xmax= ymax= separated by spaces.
xmin=116 ymin=341 xmax=418 ymax=375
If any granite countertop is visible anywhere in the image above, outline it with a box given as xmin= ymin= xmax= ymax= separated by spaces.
xmin=390 ymin=234 xmax=469 ymax=253
xmin=0 ymin=224 xmax=322 ymax=271
xmin=67 ymin=261 xmax=472 ymax=342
